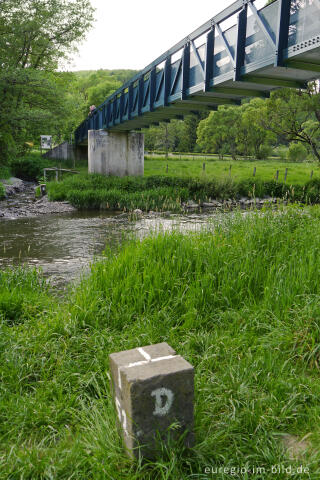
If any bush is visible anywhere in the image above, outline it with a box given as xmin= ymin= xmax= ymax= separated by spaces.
xmin=0 ymin=165 xmax=11 ymax=179
xmin=274 ymin=145 xmax=288 ymax=161
xmin=9 ymin=153 xmax=57 ymax=181
xmin=257 ymin=144 xmax=272 ymax=160
xmin=304 ymin=178 xmax=320 ymax=204
xmin=0 ymin=129 xmax=17 ymax=165
xmin=287 ymin=142 xmax=308 ymax=162
xmin=0 ymin=182 xmax=5 ymax=199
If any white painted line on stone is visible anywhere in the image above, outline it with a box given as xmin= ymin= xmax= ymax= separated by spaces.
xmin=122 ymin=408 xmax=128 ymax=436
xmin=115 ymin=397 xmax=122 ymax=421
xmin=151 ymin=355 xmax=175 ymax=363
xmin=116 ymin=349 xmax=174 ymax=393
xmin=118 ymin=366 xmax=123 ymax=390
xmin=138 ymin=347 xmax=152 ymax=361
xmin=127 ymin=360 xmax=147 ymax=368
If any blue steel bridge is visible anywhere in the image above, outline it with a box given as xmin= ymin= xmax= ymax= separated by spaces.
xmin=75 ymin=0 xmax=320 ymax=145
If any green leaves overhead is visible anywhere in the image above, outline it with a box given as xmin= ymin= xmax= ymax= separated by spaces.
xmin=0 ymin=0 xmax=94 ymax=70
xmin=0 ymin=0 xmax=94 ymax=164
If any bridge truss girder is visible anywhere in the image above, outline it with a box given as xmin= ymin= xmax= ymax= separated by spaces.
xmin=75 ymin=0 xmax=320 ymax=144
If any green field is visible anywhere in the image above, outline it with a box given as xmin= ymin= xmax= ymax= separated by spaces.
xmin=1 ymin=207 xmax=320 ymax=479
xmin=145 ymin=156 xmax=319 ymax=185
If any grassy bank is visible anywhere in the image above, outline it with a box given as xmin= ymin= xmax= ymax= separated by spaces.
xmin=1 ymin=206 xmax=320 ymax=478
xmin=47 ymin=172 xmax=320 ymax=211
xmin=145 ymin=157 xmax=319 ymax=185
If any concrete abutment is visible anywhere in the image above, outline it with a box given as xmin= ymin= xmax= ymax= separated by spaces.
xmin=88 ymin=130 xmax=144 ymax=177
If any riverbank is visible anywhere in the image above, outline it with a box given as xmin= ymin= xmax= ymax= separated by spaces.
xmin=47 ymin=172 xmax=320 ymax=212
xmin=1 ymin=206 xmax=320 ymax=479
xmin=0 ymin=178 xmax=76 ymax=218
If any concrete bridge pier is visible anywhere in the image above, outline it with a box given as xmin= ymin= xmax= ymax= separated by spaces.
xmin=88 ymin=130 xmax=144 ymax=176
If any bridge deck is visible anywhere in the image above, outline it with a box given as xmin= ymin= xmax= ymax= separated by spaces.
xmin=75 ymin=0 xmax=320 ymax=145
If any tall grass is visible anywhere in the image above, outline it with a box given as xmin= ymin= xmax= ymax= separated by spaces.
xmin=1 ymin=206 xmax=320 ymax=478
xmin=0 ymin=267 xmax=50 ymax=325
xmin=47 ymin=172 xmax=320 ymax=211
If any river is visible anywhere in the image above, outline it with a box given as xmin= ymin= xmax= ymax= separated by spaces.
xmin=0 ymin=205 xmax=226 ymax=288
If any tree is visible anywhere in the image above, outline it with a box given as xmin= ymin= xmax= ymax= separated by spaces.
xmin=144 ymin=121 xmax=185 ymax=153
xmin=197 ymin=106 xmax=241 ymax=159
xmin=0 ymin=0 xmax=94 ymax=164
xmin=261 ymin=85 xmax=320 ymax=161
xmin=238 ymin=99 xmax=275 ymax=159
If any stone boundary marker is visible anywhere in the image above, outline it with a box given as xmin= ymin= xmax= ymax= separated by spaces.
xmin=109 ymin=342 xmax=194 ymax=459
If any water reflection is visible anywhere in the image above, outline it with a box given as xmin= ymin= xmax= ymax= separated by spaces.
xmin=0 ymin=211 xmax=227 ymax=287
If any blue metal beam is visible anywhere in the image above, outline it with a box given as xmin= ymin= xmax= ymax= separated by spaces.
xmin=181 ymin=43 xmax=190 ymax=100
xmin=164 ymin=57 xmax=171 ymax=106
xmin=275 ymin=0 xmax=291 ymax=66
xmin=138 ymin=76 xmax=144 ymax=116
xmin=128 ymin=83 xmax=133 ymax=120
xmin=234 ymin=5 xmax=248 ymax=81
xmin=149 ymin=67 xmax=156 ymax=111
xmin=204 ymin=27 xmax=215 ymax=91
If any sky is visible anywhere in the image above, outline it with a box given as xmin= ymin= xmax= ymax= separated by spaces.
xmin=69 ymin=0 xmax=237 ymax=72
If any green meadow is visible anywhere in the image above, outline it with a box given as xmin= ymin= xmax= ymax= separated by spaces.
xmin=144 ymin=156 xmax=319 ymax=185
xmin=1 ymin=206 xmax=320 ymax=479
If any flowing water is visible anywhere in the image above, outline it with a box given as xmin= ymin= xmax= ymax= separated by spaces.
xmin=0 ymin=187 xmax=228 ymax=287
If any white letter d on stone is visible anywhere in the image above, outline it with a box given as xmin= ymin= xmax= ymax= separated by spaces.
xmin=151 ymin=387 xmax=174 ymax=416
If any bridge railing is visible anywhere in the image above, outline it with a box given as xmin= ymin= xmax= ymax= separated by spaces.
xmin=75 ymin=0 xmax=320 ymax=144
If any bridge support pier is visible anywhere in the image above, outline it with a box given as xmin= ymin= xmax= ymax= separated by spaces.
xmin=88 ymin=130 xmax=144 ymax=177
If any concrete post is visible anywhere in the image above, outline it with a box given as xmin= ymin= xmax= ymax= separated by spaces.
xmin=109 ymin=342 xmax=194 ymax=459
xmin=88 ymin=130 xmax=144 ymax=177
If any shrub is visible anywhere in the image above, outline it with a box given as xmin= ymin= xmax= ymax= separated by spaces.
xmin=257 ymin=144 xmax=272 ymax=160
xmin=274 ymin=145 xmax=288 ymax=161
xmin=10 ymin=154 xmax=57 ymax=181
xmin=0 ymin=129 xmax=17 ymax=165
xmin=0 ymin=165 xmax=11 ymax=179
xmin=0 ymin=182 xmax=5 ymax=199
xmin=304 ymin=178 xmax=320 ymax=204
xmin=287 ymin=142 xmax=308 ymax=162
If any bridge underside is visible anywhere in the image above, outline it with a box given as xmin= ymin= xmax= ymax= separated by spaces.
xmin=75 ymin=0 xmax=320 ymax=145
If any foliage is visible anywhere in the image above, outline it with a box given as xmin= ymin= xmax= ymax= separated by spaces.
xmin=2 ymin=208 xmax=320 ymax=477
xmin=196 ymin=101 xmax=275 ymax=160
xmin=144 ymin=113 xmax=206 ymax=154
xmin=0 ymin=182 xmax=5 ymax=199
xmin=0 ymin=128 xmax=17 ymax=165
xmin=238 ymin=99 xmax=275 ymax=159
xmin=287 ymin=142 xmax=308 ymax=162
xmin=261 ymin=85 xmax=320 ymax=161
xmin=75 ymin=70 xmax=138 ymax=116
xmin=0 ymin=0 xmax=94 ymax=162
xmin=9 ymin=152 xmax=57 ymax=181
xmin=197 ymin=106 xmax=241 ymax=159
xmin=0 ymin=165 xmax=11 ymax=180
xmin=46 ymin=163 xmax=320 ymax=211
